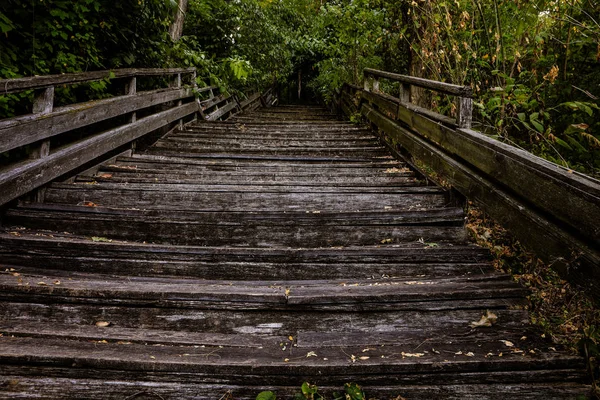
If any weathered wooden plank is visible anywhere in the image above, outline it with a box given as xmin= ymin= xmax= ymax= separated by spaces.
xmin=159 ymin=137 xmax=382 ymax=149
xmin=394 ymin=101 xmax=600 ymax=246
xmin=364 ymin=68 xmax=473 ymax=98
xmin=121 ymin=154 xmax=403 ymax=168
xmin=0 ymin=377 xmax=590 ymax=400
xmin=0 ymin=321 xmax=285 ymax=348
xmin=42 ymin=185 xmax=446 ymax=212
xmin=206 ymin=100 xmax=238 ymax=121
xmin=0 ymin=102 xmax=197 ymax=207
xmin=361 ymin=90 xmax=400 ymax=118
xmin=47 ymin=181 xmax=442 ymax=194
xmin=0 ymin=270 xmax=524 ymax=312
xmin=0 ymin=232 xmax=491 ymax=279
xmin=85 ymin=174 xmax=418 ymax=186
xmin=170 ymin=132 xmax=379 ymax=142
xmin=361 ymin=103 xmax=600 ymax=289
xmin=0 ymin=88 xmax=194 ymax=153
xmin=0 ymin=299 xmax=534 ymax=337
xmin=0 ymin=367 xmax=589 ymax=393
xmin=0 ymin=336 xmax=583 ymax=379
xmin=0 ymin=68 xmax=196 ymax=94
xmin=4 ymin=207 xmax=467 ymax=246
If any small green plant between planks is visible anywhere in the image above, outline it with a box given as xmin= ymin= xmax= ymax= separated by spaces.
xmin=257 ymin=382 xmax=367 ymax=400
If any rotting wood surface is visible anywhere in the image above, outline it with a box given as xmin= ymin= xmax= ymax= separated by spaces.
xmin=0 ymin=105 xmax=591 ymax=399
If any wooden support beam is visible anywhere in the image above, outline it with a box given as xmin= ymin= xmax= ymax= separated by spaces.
xmin=457 ymin=97 xmax=473 ymax=129
xmin=29 ymin=87 xmax=54 ymax=202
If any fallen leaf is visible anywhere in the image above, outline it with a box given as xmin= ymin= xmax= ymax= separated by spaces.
xmin=380 ymin=238 xmax=393 ymax=244
xmin=37 ymin=281 xmax=48 ymax=286
xmin=401 ymin=352 xmax=425 ymax=358
xmin=359 ymin=356 xmax=370 ymax=360
xmin=91 ymin=236 xmax=112 ymax=243
xmin=95 ymin=321 xmax=111 ymax=327
xmin=500 ymin=340 xmax=514 ymax=347
xmin=470 ymin=310 xmax=498 ymax=328
xmin=82 ymin=201 xmax=98 ymax=207
xmin=306 ymin=351 xmax=317 ymax=357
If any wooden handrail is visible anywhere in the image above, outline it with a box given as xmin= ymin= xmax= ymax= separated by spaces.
xmin=364 ymin=68 xmax=473 ymax=97
xmin=0 ymin=68 xmax=196 ymax=94
xmin=363 ymin=68 xmax=473 ymax=128
xmin=339 ymin=76 xmax=600 ymax=293
xmin=0 ymin=68 xmax=275 ymax=208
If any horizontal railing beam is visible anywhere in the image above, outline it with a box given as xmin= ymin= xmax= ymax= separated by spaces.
xmin=364 ymin=68 xmax=473 ymax=98
xmin=0 ymin=102 xmax=197 ymax=206
xmin=0 ymin=87 xmax=195 ymax=154
xmin=0 ymin=68 xmax=196 ymax=94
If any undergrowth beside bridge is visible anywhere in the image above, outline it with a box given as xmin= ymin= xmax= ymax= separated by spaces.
xmin=466 ymin=204 xmax=600 ymax=397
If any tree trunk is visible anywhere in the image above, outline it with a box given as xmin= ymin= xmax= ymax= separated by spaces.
xmin=169 ymin=0 xmax=188 ymax=42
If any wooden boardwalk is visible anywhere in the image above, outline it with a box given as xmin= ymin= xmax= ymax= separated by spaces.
xmin=0 ymin=105 xmax=590 ymax=398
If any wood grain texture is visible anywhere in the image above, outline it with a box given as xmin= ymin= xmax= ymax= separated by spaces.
xmin=0 ymin=104 xmax=589 ymax=397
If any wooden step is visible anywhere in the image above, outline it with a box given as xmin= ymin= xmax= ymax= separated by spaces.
xmin=0 ymin=104 xmax=588 ymax=397
xmin=43 ymin=182 xmax=447 ymax=212
xmin=83 ymin=171 xmax=420 ymax=186
xmin=0 ymin=378 xmax=590 ymax=400
xmin=0 ymin=232 xmax=492 ymax=279
xmin=159 ymin=136 xmax=382 ymax=148
xmin=5 ymin=206 xmax=468 ymax=246
xmin=0 ymin=336 xmax=583 ymax=386
xmin=0 ymin=268 xmax=526 ymax=311
xmin=114 ymin=155 xmax=410 ymax=173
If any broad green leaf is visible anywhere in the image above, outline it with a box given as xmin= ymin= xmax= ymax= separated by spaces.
xmin=256 ymin=391 xmax=276 ymax=400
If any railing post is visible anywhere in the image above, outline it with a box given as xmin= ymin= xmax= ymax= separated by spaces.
xmin=123 ymin=76 xmax=137 ymax=157
xmin=29 ymin=86 xmax=54 ymax=201
xmin=363 ymin=75 xmax=371 ymax=92
xmin=170 ymin=73 xmax=184 ymax=129
xmin=125 ymin=77 xmax=137 ymax=122
xmin=190 ymin=70 xmax=200 ymax=122
xmin=457 ymin=97 xmax=473 ymax=129
xmin=372 ymin=77 xmax=380 ymax=93
xmin=399 ymin=83 xmax=411 ymax=104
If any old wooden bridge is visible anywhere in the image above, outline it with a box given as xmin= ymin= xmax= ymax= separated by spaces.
xmin=0 ymin=68 xmax=599 ymax=399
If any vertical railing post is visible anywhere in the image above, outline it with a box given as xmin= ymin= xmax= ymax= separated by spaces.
xmin=124 ymin=76 xmax=137 ymax=156
xmin=170 ymin=73 xmax=184 ymax=129
xmin=125 ymin=76 xmax=137 ymax=123
xmin=399 ymin=83 xmax=411 ymax=104
xmin=190 ymin=70 xmax=200 ymax=122
xmin=372 ymin=77 xmax=380 ymax=93
xmin=456 ymin=97 xmax=473 ymax=129
xmin=31 ymin=86 xmax=54 ymax=158
xmin=29 ymin=86 xmax=54 ymax=201
xmin=363 ymin=74 xmax=371 ymax=92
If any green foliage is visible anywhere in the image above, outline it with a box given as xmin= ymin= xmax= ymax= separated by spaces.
xmin=401 ymin=0 xmax=600 ymax=175
xmin=256 ymin=382 xmax=365 ymax=400
xmin=308 ymin=0 xmax=406 ymax=102
xmin=256 ymin=391 xmax=277 ymax=400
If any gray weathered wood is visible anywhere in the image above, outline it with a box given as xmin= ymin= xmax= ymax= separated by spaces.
xmin=0 ymin=68 xmax=196 ymax=94
xmin=360 ymin=103 xmax=600 ymax=289
xmin=0 ymin=88 xmax=194 ymax=154
xmin=457 ymin=96 xmax=473 ymax=128
xmin=364 ymin=68 xmax=473 ymax=98
xmin=0 ymin=102 xmax=197 ymax=207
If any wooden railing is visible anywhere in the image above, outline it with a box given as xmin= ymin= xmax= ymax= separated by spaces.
xmin=0 ymin=68 xmax=266 ymax=207
xmin=338 ymin=68 xmax=600 ymax=292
